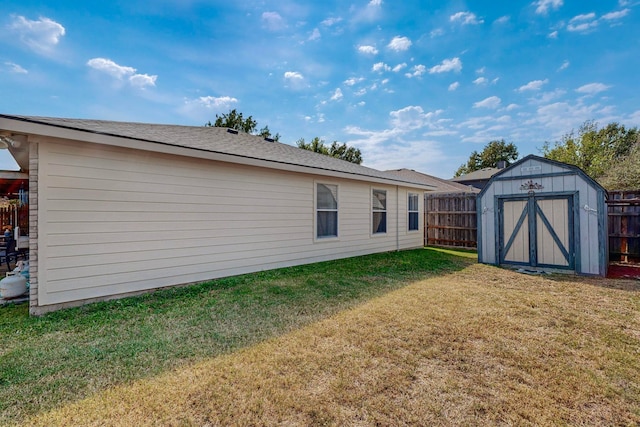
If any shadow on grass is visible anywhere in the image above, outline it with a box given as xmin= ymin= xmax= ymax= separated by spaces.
xmin=0 ymin=247 xmax=475 ymax=425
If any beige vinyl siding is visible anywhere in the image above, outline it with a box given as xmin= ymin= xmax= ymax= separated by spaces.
xmin=37 ymin=139 xmax=423 ymax=307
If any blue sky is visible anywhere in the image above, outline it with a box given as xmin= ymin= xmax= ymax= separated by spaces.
xmin=0 ymin=0 xmax=638 ymax=178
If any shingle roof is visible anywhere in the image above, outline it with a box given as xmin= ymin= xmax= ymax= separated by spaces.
xmin=451 ymin=167 xmax=500 ymax=182
xmin=385 ymin=168 xmax=479 ymax=193
xmin=0 ymin=114 xmax=433 ymax=188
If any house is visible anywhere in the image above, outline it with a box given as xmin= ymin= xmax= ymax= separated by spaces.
xmin=386 ymin=169 xmax=479 ymax=248
xmin=385 ymin=168 xmax=478 ymax=193
xmin=451 ymin=161 xmax=512 ymax=190
xmin=0 ymin=114 xmax=433 ymax=314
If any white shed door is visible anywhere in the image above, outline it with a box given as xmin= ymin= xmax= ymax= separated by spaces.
xmin=499 ymin=196 xmax=574 ymax=269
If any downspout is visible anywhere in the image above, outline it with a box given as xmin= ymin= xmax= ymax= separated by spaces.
xmin=396 ymin=185 xmax=400 ymax=251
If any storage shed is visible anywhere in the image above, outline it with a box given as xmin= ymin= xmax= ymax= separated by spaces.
xmin=478 ymin=155 xmax=608 ymax=276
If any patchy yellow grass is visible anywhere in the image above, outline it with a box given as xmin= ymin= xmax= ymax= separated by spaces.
xmin=26 ymin=264 xmax=640 ymax=426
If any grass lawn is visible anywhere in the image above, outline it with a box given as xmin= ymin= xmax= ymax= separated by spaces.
xmin=2 ymin=248 xmax=640 ymax=425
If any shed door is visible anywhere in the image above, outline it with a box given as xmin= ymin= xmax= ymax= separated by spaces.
xmin=499 ymin=196 xmax=574 ymax=269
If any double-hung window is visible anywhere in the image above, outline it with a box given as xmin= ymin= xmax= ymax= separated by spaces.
xmin=316 ymin=183 xmax=338 ymax=238
xmin=408 ymin=193 xmax=419 ymax=231
xmin=372 ymin=189 xmax=387 ymax=234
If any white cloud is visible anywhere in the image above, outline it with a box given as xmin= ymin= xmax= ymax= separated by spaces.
xmin=321 ymin=17 xmax=342 ymax=26
xmin=448 ymin=82 xmax=460 ymax=91
xmin=473 ymin=77 xmax=488 ymax=85
xmin=353 ymin=0 xmax=384 ymax=22
xmin=405 ymin=64 xmax=426 ymax=78
xmin=534 ymin=0 xmax=563 ymax=15
xmin=87 ymin=58 xmax=135 ymax=79
xmin=4 ymin=61 xmax=28 ymax=74
xmin=567 ymin=13 xmax=598 ymax=32
xmin=284 ymin=71 xmax=304 ymax=80
xmin=342 ymin=106 xmax=453 ymax=174
xmin=506 ymin=103 xmax=519 ymax=111
xmin=548 ymin=30 xmax=558 ymax=38
xmin=128 ymin=73 xmax=157 ymax=88
xmin=530 ymin=89 xmax=567 ymax=104
xmin=389 ymin=106 xmax=443 ymax=131
xmin=494 ymin=16 xmax=510 ymax=24
xmin=372 ymin=62 xmax=391 ymax=73
xmin=308 ymin=28 xmax=321 ymax=41
xmin=192 ymin=96 xmax=238 ymax=109
xmin=358 ymin=45 xmax=378 ymax=55
xmin=387 ymin=36 xmax=412 ymax=51
xmin=429 ymin=57 xmax=462 ymax=74
xmin=178 ymin=95 xmax=239 ymax=120
xmin=392 ymin=63 xmax=407 ymax=72
xmin=330 ymin=88 xmax=343 ymax=101
xmin=9 ymin=15 xmax=65 ymax=55
xmin=558 ymin=60 xmax=570 ymax=71
xmin=474 ymin=96 xmax=501 ymax=109
xmin=262 ymin=12 xmax=285 ymax=31
xmin=576 ymin=82 xmax=611 ymax=94
xmin=601 ymin=9 xmax=630 ymax=21
xmin=430 ymin=28 xmax=444 ymax=37
xmin=527 ymin=100 xmax=613 ymax=137
xmin=517 ymin=79 xmax=549 ymax=92
xmin=449 ymin=11 xmax=484 ymax=25
xmin=344 ymin=77 xmax=365 ymax=86
xmin=87 ymin=58 xmax=157 ymax=88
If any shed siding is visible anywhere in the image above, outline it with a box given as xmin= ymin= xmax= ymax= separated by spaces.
xmin=478 ymin=156 xmax=606 ymax=276
xmin=37 ymin=140 xmax=422 ymax=306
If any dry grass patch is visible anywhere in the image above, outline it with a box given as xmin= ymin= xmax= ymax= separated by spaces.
xmin=26 ymin=264 xmax=640 ymax=426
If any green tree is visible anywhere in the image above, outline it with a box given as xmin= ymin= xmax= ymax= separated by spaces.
xmin=206 ymin=109 xmax=280 ymax=141
xmin=541 ymin=120 xmax=639 ymax=182
xmin=600 ymin=141 xmax=640 ymax=190
xmin=454 ymin=139 xmax=518 ymax=177
xmin=296 ymin=137 xmax=363 ymax=164
xmin=329 ymin=141 xmax=363 ymax=164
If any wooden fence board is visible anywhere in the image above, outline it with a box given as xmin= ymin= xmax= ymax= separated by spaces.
xmin=425 ymin=192 xmax=477 ymax=249
xmin=607 ymin=190 xmax=640 ymax=263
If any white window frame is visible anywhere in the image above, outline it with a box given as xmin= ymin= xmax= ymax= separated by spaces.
xmin=408 ymin=192 xmax=420 ymax=232
xmin=372 ymin=188 xmax=387 ymax=235
xmin=315 ymin=182 xmax=339 ymax=240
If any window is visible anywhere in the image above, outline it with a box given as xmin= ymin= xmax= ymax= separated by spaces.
xmin=372 ymin=189 xmax=387 ymax=234
xmin=316 ymin=183 xmax=338 ymax=238
xmin=408 ymin=193 xmax=419 ymax=231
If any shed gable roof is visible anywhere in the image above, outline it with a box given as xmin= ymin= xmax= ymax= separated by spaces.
xmin=0 ymin=114 xmax=434 ymax=189
xmin=478 ymin=154 xmax=607 ymax=198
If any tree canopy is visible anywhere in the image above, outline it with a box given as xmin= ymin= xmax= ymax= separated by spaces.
xmin=296 ymin=137 xmax=363 ymax=164
xmin=206 ymin=109 xmax=280 ymax=141
xmin=542 ymin=120 xmax=640 ymax=189
xmin=206 ymin=109 xmax=363 ymax=164
xmin=454 ymin=139 xmax=519 ymax=177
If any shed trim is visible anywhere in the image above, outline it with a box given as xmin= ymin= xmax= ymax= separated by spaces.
xmin=478 ymin=154 xmax=608 ymax=199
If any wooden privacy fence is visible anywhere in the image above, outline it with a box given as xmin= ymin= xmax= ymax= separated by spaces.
xmin=607 ymin=190 xmax=640 ymax=263
xmin=425 ymin=192 xmax=477 ymax=249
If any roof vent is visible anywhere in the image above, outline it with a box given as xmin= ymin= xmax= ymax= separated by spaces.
xmin=227 ymin=128 xmax=239 ymax=135
xmin=264 ymin=137 xmax=275 ymax=142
